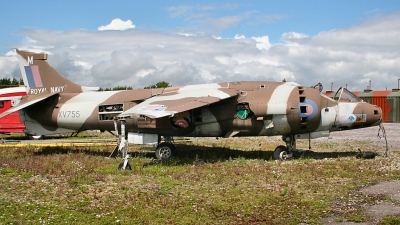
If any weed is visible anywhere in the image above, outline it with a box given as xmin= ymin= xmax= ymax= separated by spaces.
xmin=348 ymin=214 xmax=368 ymax=222
xmin=336 ymin=217 xmax=344 ymax=222
xmin=380 ymin=216 xmax=400 ymax=225
xmin=0 ymin=168 xmax=19 ymax=176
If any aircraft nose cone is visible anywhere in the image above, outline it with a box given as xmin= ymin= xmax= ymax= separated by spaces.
xmin=362 ymin=104 xmax=382 ymax=127
xmin=371 ymin=105 xmax=382 ymax=126
xmin=341 ymin=103 xmax=382 ymax=129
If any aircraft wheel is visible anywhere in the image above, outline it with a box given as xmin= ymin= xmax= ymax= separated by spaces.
xmin=155 ymin=142 xmax=176 ymax=160
xmin=118 ymin=163 xmax=132 ymax=170
xmin=27 ymin=135 xmax=43 ymax=140
xmin=279 ymin=151 xmax=289 ymax=160
xmin=273 ymin=145 xmax=288 ymax=160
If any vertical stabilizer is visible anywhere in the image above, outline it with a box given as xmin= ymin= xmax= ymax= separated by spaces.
xmin=16 ymin=49 xmax=95 ymax=95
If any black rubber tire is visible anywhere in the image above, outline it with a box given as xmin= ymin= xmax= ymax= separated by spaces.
xmin=27 ymin=135 xmax=43 ymax=140
xmin=155 ymin=142 xmax=176 ymax=160
xmin=273 ymin=145 xmax=288 ymax=160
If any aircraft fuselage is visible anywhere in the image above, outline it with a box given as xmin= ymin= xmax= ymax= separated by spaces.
xmin=20 ymin=81 xmax=381 ymax=138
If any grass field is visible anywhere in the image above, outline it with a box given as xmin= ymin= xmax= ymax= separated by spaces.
xmin=0 ymin=130 xmax=399 ymax=224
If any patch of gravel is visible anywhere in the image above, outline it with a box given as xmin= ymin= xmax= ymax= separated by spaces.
xmin=321 ymin=180 xmax=400 ymax=224
xmin=319 ymin=123 xmax=400 ymax=224
xmin=361 ymin=180 xmax=400 ymax=222
xmin=361 ymin=180 xmax=400 ymax=202
xmin=328 ymin=123 xmax=398 ymax=149
xmin=320 ymin=217 xmax=372 ymax=225
xmin=364 ymin=203 xmax=400 ymax=220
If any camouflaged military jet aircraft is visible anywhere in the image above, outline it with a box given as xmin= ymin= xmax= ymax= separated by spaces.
xmin=0 ymin=49 xmax=382 ymax=167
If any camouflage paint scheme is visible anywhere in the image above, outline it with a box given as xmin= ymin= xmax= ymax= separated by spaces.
xmin=0 ymin=49 xmax=382 ymax=159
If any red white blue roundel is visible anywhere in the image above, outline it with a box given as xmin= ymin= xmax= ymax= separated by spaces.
xmin=297 ymin=99 xmax=318 ymax=121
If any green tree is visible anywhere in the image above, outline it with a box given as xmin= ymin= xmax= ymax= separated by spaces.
xmin=100 ymin=86 xmax=133 ymax=91
xmin=100 ymin=81 xmax=169 ymax=91
xmin=144 ymin=81 xmax=170 ymax=89
xmin=0 ymin=77 xmax=24 ymax=88
xmin=111 ymin=86 xmax=133 ymax=90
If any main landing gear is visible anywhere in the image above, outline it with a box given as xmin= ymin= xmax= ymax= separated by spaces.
xmin=272 ymin=134 xmax=297 ymax=161
xmin=111 ymin=120 xmax=177 ymax=169
xmin=155 ymin=136 xmax=176 ymax=160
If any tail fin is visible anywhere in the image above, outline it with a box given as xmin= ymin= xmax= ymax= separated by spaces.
xmin=16 ymin=49 xmax=99 ymax=95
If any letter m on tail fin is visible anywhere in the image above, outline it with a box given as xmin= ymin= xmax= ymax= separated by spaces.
xmin=27 ymin=56 xmax=33 ymax=64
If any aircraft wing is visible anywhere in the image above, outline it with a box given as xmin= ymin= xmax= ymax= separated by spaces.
xmin=0 ymin=92 xmax=58 ymax=119
xmin=118 ymin=84 xmax=238 ymax=119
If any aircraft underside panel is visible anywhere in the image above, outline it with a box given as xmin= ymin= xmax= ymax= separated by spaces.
xmin=188 ymin=107 xmax=222 ymax=137
xmin=191 ymin=122 xmax=222 ymax=137
xmin=20 ymin=109 xmax=76 ymax=136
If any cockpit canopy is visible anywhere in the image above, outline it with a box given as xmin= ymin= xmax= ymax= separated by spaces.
xmin=333 ymin=87 xmax=363 ymax=102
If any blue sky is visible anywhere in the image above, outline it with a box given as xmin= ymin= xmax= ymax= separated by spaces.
xmin=2 ymin=0 xmax=398 ymax=48
xmin=1 ymin=0 xmax=400 ymax=90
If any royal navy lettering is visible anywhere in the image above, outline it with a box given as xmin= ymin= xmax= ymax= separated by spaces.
xmin=51 ymin=86 xmax=66 ymax=93
xmin=30 ymin=88 xmax=46 ymax=95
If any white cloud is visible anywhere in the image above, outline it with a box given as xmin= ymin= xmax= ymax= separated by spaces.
xmin=234 ymin=34 xmax=245 ymax=39
xmin=252 ymin=35 xmax=271 ymax=50
xmin=0 ymin=53 xmax=18 ymax=79
xmin=282 ymin=32 xmax=309 ymax=40
xmin=167 ymin=5 xmax=282 ymax=33
xmin=201 ymin=15 xmax=242 ymax=29
xmin=98 ymin=18 xmax=135 ymax=31
xmin=2 ymin=12 xmax=400 ymax=91
xmin=167 ymin=5 xmax=193 ymax=18
xmin=256 ymin=14 xmax=287 ymax=24
xmin=136 ymin=69 xmax=155 ymax=78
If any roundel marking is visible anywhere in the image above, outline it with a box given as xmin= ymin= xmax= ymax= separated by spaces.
xmin=346 ymin=114 xmax=357 ymax=123
xmin=297 ymin=99 xmax=318 ymax=121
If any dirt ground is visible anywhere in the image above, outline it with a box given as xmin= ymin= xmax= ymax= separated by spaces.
xmin=319 ymin=123 xmax=400 ymax=224
xmin=320 ymin=180 xmax=400 ymax=224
